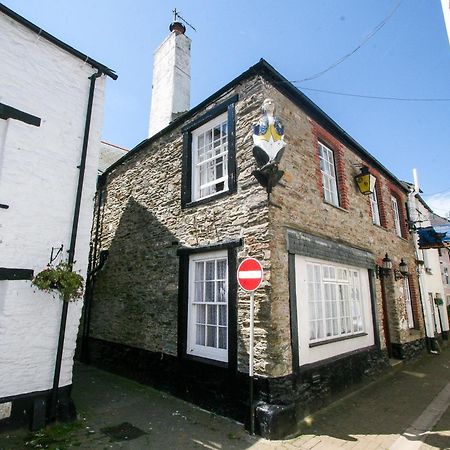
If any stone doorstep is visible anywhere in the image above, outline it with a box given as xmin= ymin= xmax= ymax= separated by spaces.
xmin=389 ymin=358 xmax=404 ymax=368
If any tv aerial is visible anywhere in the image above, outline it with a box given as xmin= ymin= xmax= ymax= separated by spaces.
xmin=172 ymin=8 xmax=197 ymax=32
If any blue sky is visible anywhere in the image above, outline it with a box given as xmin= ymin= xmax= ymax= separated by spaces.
xmin=4 ymin=0 xmax=450 ymax=216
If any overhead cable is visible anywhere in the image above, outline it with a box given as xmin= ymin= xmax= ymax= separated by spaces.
xmin=296 ymin=0 xmax=403 ymax=83
xmin=294 ymin=86 xmax=450 ymax=102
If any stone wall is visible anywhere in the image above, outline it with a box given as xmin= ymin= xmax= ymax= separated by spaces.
xmin=90 ymin=75 xmax=275 ymax=373
xmin=90 ymin=71 xmax=425 ymax=382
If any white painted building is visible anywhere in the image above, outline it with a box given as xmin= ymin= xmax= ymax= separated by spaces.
xmin=408 ymin=189 xmax=450 ymax=346
xmin=0 ymin=4 xmax=116 ymax=429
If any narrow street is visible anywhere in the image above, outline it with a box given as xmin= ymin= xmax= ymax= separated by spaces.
xmin=1 ymin=346 xmax=449 ymax=449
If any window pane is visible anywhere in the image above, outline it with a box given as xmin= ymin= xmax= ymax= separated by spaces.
xmin=206 ymin=261 xmax=215 ymax=279
xmin=205 ymin=281 xmax=214 ymax=302
xmin=206 ymin=326 xmax=217 ymax=347
xmin=217 ymin=259 xmax=226 ymax=279
xmin=196 ymin=304 xmax=206 ymax=324
xmin=219 ymin=305 xmax=227 ymax=326
xmin=195 ymin=262 xmax=204 ymax=281
xmin=216 ymin=281 xmax=226 ymax=303
xmin=196 ymin=325 xmax=205 ymax=345
xmin=218 ymin=327 xmax=227 ymax=349
xmin=207 ymin=305 xmax=217 ymax=325
xmin=194 ymin=280 xmax=203 ymax=302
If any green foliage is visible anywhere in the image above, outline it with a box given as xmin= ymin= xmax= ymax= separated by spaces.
xmin=434 ymin=297 xmax=444 ymax=306
xmin=32 ymin=262 xmax=84 ymax=302
xmin=25 ymin=420 xmax=83 ymax=449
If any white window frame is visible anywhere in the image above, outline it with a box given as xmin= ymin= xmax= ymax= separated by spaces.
xmin=318 ymin=142 xmax=339 ymax=206
xmin=391 ymin=196 xmax=402 ymax=237
xmin=369 ymin=187 xmax=381 ymax=226
xmin=191 ymin=113 xmax=228 ymax=202
xmin=306 ymin=260 xmax=366 ymax=344
xmin=404 ymin=278 xmax=415 ymax=329
xmin=187 ymin=250 xmax=228 ymax=362
xmin=295 ymin=254 xmax=375 ymax=366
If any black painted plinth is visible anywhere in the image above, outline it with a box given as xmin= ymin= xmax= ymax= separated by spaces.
xmin=391 ymin=338 xmax=426 ymax=360
xmin=0 ymin=385 xmax=74 ymax=432
xmin=86 ymin=338 xmax=390 ymax=439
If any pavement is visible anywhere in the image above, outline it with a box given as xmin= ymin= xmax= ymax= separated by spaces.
xmin=0 ymin=345 xmax=449 ymax=450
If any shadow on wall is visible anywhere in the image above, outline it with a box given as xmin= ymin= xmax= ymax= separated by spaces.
xmin=83 ymin=196 xmax=251 ymax=425
xmin=88 ymin=196 xmax=180 ymax=355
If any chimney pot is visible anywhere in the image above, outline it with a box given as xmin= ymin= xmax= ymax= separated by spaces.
xmin=169 ymin=21 xmax=186 ymax=35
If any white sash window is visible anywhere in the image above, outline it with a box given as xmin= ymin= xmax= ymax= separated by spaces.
xmin=318 ymin=142 xmax=339 ymax=206
xmin=192 ymin=113 xmax=228 ymax=201
xmin=187 ymin=250 xmax=228 ymax=362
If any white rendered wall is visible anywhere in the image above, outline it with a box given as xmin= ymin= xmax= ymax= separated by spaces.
xmin=148 ymin=31 xmax=191 ymax=137
xmin=415 ymin=200 xmax=449 ymax=335
xmin=0 ymin=13 xmax=106 ymax=399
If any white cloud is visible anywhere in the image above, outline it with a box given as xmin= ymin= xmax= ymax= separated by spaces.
xmin=424 ymin=191 xmax=450 ymax=218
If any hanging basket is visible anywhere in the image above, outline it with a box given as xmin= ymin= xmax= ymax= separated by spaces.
xmin=32 ymin=261 xmax=84 ymax=302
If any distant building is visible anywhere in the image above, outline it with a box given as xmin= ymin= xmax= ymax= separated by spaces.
xmin=407 ymin=193 xmax=450 ymax=344
xmin=98 ymin=141 xmax=128 ymax=174
xmin=0 ymin=4 xmax=116 ymax=430
xmin=429 ymin=213 xmax=450 ymax=319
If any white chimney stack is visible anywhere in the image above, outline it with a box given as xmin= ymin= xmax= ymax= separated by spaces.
xmin=148 ymin=20 xmax=191 ymax=137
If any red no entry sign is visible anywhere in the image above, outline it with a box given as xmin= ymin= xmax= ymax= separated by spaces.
xmin=237 ymin=258 xmax=263 ymax=292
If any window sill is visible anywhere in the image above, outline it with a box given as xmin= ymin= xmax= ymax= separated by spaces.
xmin=184 ymin=352 xmax=228 ymax=368
xmin=323 ymin=201 xmax=348 ymax=213
xmin=309 ymin=332 xmax=368 ymax=348
xmin=183 ymin=188 xmax=235 ymax=209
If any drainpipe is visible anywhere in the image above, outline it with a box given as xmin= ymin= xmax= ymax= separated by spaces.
xmin=49 ymin=70 xmax=103 ymax=421
xmin=79 ymin=178 xmax=106 ymax=363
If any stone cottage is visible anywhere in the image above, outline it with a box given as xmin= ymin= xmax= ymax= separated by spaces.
xmin=83 ymin=37 xmax=425 ymax=437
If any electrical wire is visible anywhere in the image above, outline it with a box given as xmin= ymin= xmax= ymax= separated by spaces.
xmin=293 ymin=86 xmax=450 ymax=102
xmin=296 ymin=0 xmax=403 ymax=83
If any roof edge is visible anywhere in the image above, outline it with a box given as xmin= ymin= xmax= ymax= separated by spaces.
xmin=256 ymin=59 xmax=408 ymax=193
xmin=101 ymin=58 xmax=407 ymax=193
xmin=1 ymin=3 xmax=117 ymax=80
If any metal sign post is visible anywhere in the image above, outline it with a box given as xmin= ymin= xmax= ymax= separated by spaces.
xmin=237 ymin=258 xmax=263 ymax=436
xmin=249 ymin=290 xmax=255 ymax=434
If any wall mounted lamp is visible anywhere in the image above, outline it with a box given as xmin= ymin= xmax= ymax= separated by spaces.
xmin=393 ymin=259 xmax=409 ymax=281
xmin=355 ymin=165 xmax=376 ymax=195
xmin=376 ymin=253 xmax=392 ymax=278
